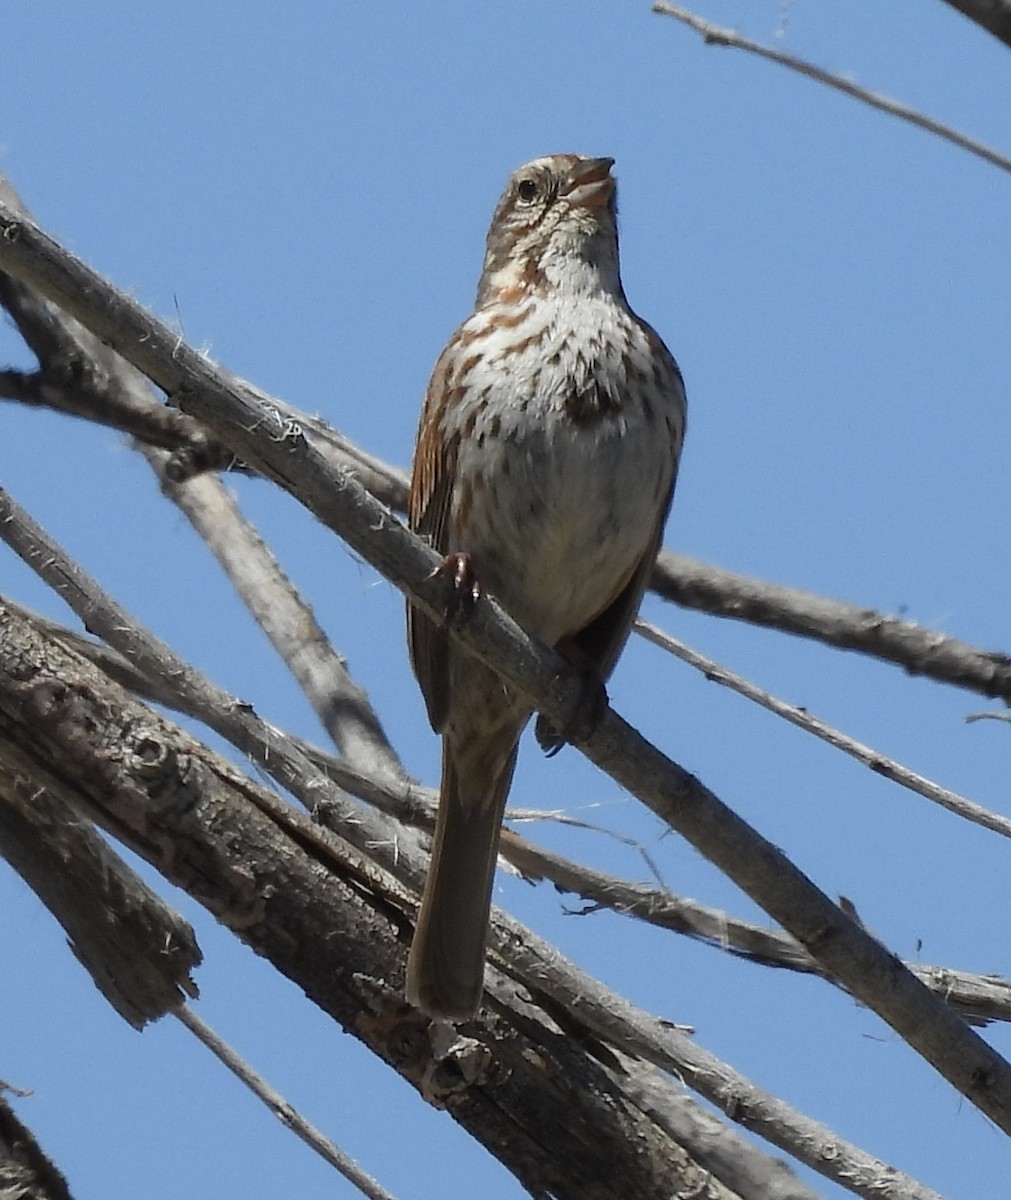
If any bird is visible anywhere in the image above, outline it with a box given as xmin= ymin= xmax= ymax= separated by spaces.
xmin=406 ymin=154 xmax=686 ymax=1019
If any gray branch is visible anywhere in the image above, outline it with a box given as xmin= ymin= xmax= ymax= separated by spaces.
xmin=639 ymin=619 xmax=1011 ymax=838
xmin=175 ymin=1006 xmax=400 ymax=1200
xmin=0 ymin=761 xmax=200 ymax=1029
xmin=142 ymin=445 xmax=406 ymax=782
xmin=652 ymin=550 xmax=1011 ymax=703
xmin=653 ymin=3 xmax=1011 ymax=173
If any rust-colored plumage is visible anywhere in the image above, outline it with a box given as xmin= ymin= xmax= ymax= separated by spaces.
xmin=407 ymin=155 xmax=686 ymax=1018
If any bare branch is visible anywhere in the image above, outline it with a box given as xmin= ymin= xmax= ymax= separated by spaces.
xmin=966 ymin=710 xmax=1011 ymax=725
xmin=0 ymin=763 xmax=200 ymax=1028
xmin=499 ymin=827 xmax=1011 ymax=1026
xmin=0 ymin=363 xmax=223 ymax=453
xmin=619 ymin=1063 xmax=822 ymax=1200
xmin=175 ymin=1006 xmax=399 ymax=1200
xmin=0 ymin=175 xmax=240 ymax=475
xmin=483 ymin=913 xmax=945 ymax=1200
xmin=653 ymin=3 xmax=1011 ymax=174
xmin=638 ymin=619 xmax=1011 ymax=839
xmin=165 ymin=387 xmax=412 ymax=506
xmin=652 ymin=551 xmax=1011 ymax=703
xmin=0 ymin=206 xmax=1007 ymax=1137
xmin=247 ymin=389 xmax=411 ymax=510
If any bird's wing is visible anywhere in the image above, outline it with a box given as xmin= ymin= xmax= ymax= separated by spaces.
xmin=407 ymin=343 xmax=460 ymax=733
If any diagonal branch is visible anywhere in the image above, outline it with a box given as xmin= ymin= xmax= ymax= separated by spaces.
xmin=0 ymin=176 xmax=234 ymax=466
xmin=618 ymin=1061 xmax=822 ymax=1200
xmin=0 ymin=762 xmax=200 ymax=1028
xmin=638 ymin=619 xmax=1011 ymax=838
xmin=499 ymin=828 xmax=1011 ymax=1026
xmin=175 ymin=1006 xmax=399 ymax=1200
xmin=141 ymin=445 xmax=406 ymax=782
xmin=482 ymin=910 xmax=946 ymax=1200
xmin=653 ymin=2 xmax=1011 ymax=174
xmin=0 ymin=201 xmax=1008 ymax=1135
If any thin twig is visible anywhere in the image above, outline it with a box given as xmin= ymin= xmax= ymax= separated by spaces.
xmin=638 ymin=619 xmax=1011 ymax=839
xmin=653 ymin=2 xmax=1011 ymax=175
xmin=966 ymin=711 xmax=1011 ymax=725
xmin=498 ymin=827 xmax=1011 ymax=1026
xmin=505 ymin=804 xmax=667 ymax=883
xmin=175 ymin=1006 xmax=398 ymax=1200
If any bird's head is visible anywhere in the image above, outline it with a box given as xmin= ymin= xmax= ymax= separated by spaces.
xmin=477 ymin=155 xmax=623 ymax=306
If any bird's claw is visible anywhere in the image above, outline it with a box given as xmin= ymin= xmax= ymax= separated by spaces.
xmin=428 ymin=552 xmax=480 ymax=625
xmin=536 ymin=662 xmax=608 ymax=756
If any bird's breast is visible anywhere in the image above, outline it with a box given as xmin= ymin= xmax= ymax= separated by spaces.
xmin=443 ymin=296 xmax=683 ymax=645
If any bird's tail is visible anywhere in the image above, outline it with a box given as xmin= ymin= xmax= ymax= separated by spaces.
xmin=406 ymin=733 xmax=519 ymax=1019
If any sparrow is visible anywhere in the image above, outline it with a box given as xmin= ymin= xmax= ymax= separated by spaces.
xmin=406 ymin=155 xmax=686 ymax=1018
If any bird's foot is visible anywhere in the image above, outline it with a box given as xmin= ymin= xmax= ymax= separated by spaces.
xmin=428 ymin=552 xmax=480 ymax=625
xmin=536 ymin=642 xmax=608 ymax=756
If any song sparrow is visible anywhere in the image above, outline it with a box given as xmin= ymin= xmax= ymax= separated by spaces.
xmin=406 ymin=155 xmax=686 ymax=1018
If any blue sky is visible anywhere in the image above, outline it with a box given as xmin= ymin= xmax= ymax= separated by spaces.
xmin=2 ymin=3 xmax=1010 ymax=1197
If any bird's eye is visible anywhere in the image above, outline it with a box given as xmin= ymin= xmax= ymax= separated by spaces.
xmin=516 ymin=178 xmax=538 ymax=203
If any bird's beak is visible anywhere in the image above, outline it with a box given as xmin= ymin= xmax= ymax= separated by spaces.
xmin=560 ymin=157 xmax=615 ymax=209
